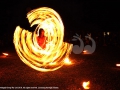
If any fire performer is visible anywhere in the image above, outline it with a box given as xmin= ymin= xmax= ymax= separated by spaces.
xmin=37 ymin=28 xmax=46 ymax=49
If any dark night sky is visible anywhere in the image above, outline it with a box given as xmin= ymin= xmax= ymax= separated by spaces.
xmin=0 ymin=0 xmax=120 ymax=34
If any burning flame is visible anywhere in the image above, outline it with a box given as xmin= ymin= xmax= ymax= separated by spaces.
xmin=2 ymin=53 xmax=9 ymax=56
xmin=83 ymin=50 xmax=87 ymax=53
xmin=64 ymin=58 xmax=72 ymax=65
xmin=13 ymin=7 xmax=73 ymax=72
xmin=82 ymin=81 xmax=90 ymax=89
xmin=116 ymin=64 xmax=120 ymax=67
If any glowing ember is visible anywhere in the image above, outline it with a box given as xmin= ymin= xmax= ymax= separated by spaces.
xmin=83 ymin=50 xmax=87 ymax=53
xmin=116 ymin=64 xmax=120 ymax=67
xmin=64 ymin=58 xmax=72 ymax=65
xmin=2 ymin=53 xmax=9 ymax=56
xmin=83 ymin=50 xmax=89 ymax=54
xmin=13 ymin=7 xmax=73 ymax=72
xmin=82 ymin=81 xmax=90 ymax=89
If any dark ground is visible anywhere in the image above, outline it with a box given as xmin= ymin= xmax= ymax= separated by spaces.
xmin=0 ymin=46 xmax=120 ymax=90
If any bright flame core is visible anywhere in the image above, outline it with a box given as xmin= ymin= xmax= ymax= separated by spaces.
xmin=116 ymin=64 xmax=120 ymax=67
xmin=13 ymin=7 xmax=73 ymax=72
xmin=82 ymin=81 xmax=90 ymax=89
xmin=64 ymin=58 xmax=72 ymax=65
xmin=2 ymin=53 xmax=9 ymax=56
xmin=83 ymin=50 xmax=87 ymax=53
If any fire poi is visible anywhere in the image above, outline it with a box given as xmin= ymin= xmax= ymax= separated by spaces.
xmin=13 ymin=7 xmax=73 ymax=72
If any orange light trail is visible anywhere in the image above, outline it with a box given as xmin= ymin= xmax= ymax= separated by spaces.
xmin=13 ymin=7 xmax=73 ymax=72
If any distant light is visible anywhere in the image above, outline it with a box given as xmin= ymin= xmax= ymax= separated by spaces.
xmin=82 ymin=81 xmax=90 ymax=89
xmin=2 ymin=53 xmax=9 ymax=56
xmin=103 ymin=32 xmax=106 ymax=36
xmin=107 ymin=32 xmax=110 ymax=35
xmin=83 ymin=50 xmax=89 ymax=54
xmin=116 ymin=64 xmax=120 ymax=67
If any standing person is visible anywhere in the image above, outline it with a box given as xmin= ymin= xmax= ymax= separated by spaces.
xmin=37 ymin=28 xmax=46 ymax=49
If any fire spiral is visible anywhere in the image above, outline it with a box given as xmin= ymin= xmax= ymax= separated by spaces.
xmin=13 ymin=7 xmax=73 ymax=72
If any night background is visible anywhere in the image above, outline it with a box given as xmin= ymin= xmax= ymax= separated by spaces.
xmin=0 ymin=0 xmax=120 ymax=48
xmin=0 ymin=0 xmax=120 ymax=90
